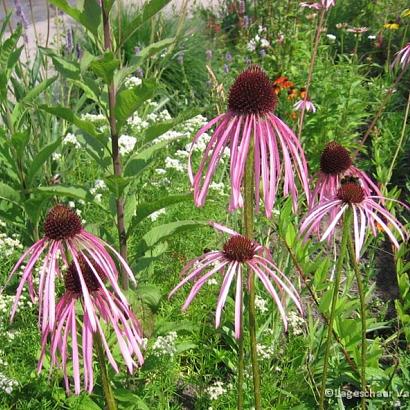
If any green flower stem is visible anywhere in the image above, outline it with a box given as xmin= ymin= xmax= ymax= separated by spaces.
xmin=319 ymin=209 xmax=352 ymax=410
xmin=95 ymin=333 xmax=117 ymax=410
xmin=244 ymin=139 xmax=261 ymax=410
xmin=348 ymin=233 xmax=367 ymax=410
xmin=237 ymin=290 xmax=244 ymax=410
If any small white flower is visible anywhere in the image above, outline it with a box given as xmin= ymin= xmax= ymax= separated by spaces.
xmin=247 ymin=39 xmax=257 ymax=52
xmin=326 ymin=34 xmax=336 ymax=41
xmin=94 ymin=193 xmax=102 ymax=203
xmin=368 ymin=35 xmax=376 ymax=40
xmin=148 ymin=208 xmax=166 ymax=221
xmin=68 ymin=201 xmax=76 ymax=208
xmin=152 ymin=332 xmax=178 ymax=357
xmin=155 ymin=168 xmax=167 ymax=175
xmin=260 ymin=38 xmax=270 ymax=48
xmin=255 ymin=296 xmax=268 ymax=313
xmin=63 ymin=133 xmax=81 ymax=148
xmin=165 ymin=157 xmax=185 ymax=172
xmin=119 ymin=135 xmax=137 ymax=155
xmin=52 ymin=152 xmax=62 ymax=161
xmin=124 ymin=76 xmax=142 ymax=88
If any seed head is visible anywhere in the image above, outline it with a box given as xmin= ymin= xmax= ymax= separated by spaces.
xmin=64 ymin=255 xmax=106 ymax=293
xmin=223 ymin=235 xmax=256 ymax=262
xmin=337 ymin=182 xmax=365 ymax=204
xmin=44 ymin=205 xmax=82 ymax=240
xmin=228 ymin=65 xmax=277 ymax=116
xmin=320 ymin=141 xmax=352 ymax=175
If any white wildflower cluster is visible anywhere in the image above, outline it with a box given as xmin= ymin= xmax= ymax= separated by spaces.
xmin=256 ymin=343 xmax=275 ymax=359
xmin=326 ymin=34 xmax=336 ymax=42
xmin=206 ymin=381 xmax=232 ymax=401
xmin=165 ymin=156 xmax=186 ymax=172
xmin=209 ymin=181 xmax=226 ymax=195
xmin=255 ymin=296 xmax=269 ymax=313
xmin=247 ymin=26 xmax=270 ymax=52
xmin=90 ymin=179 xmax=107 ymax=203
xmin=62 ymin=132 xmax=81 ymax=148
xmin=207 ymin=278 xmax=218 ymax=286
xmin=0 ymin=294 xmax=34 ymax=317
xmin=81 ymin=113 xmax=107 ymax=123
xmin=124 ymin=76 xmax=142 ymax=88
xmin=52 ymin=152 xmax=62 ymax=161
xmin=152 ymin=331 xmax=178 ymax=357
xmin=0 ymin=372 xmax=18 ymax=395
xmin=148 ymin=208 xmax=166 ymax=222
xmin=119 ymin=134 xmax=137 ymax=155
xmin=0 ymin=231 xmax=23 ymax=258
xmin=127 ymin=115 xmax=150 ymax=134
xmin=288 ymin=311 xmax=305 ymax=336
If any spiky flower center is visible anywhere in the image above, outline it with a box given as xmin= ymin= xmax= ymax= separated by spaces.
xmin=337 ymin=182 xmax=365 ymax=204
xmin=228 ymin=65 xmax=277 ymax=116
xmin=44 ymin=205 xmax=82 ymax=240
xmin=223 ymin=235 xmax=256 ymax=262
xmin=64 ymin=255 xmax=106 ymax=293
xmin=320 ymin=141 xmax=352 ymax=175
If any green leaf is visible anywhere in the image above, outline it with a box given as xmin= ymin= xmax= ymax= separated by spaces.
xmin=0 ymin=181 xmax=20 ymax=205
xmin=23 ymin=76 xmax=58 ymax=103
xmin=134 ymin=37 xmax=175 ymax=62
xmin=27 ymin=139 xmax=61 ymax=185
xmin=104 ymin=175 xmax=131 ymax=198
xmin=120 ymin=0 xmax=172 ymax=47
xmin=131 ymin=193 xmax=192 ymax=229
xmin=11 ymin=131 xmax=30 ymax=158
xmin=40 ymin=105 xmax=101 ymax=138
xmin=134 ymin=285 xmax=162 ymax=312
xmin=114 ymin=388 xmax=149 ymax=410
xmin=36 ymin=185 xmax=91 ymax=201
xmin=0 ymin=25 xmax=21 ymax=71
xmin=48 ymin=0 xmax=101 ymax=36
xmin=90 ymin=52 xmax=120 ymax=84
xmin=115 ymin=79 xmax=156 ymax=129
xmin=136 ymin=220 xmax=206 ymax=256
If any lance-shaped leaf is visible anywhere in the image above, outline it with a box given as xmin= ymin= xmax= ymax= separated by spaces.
xmin=90 ymin=51 xmax=120 ymax=84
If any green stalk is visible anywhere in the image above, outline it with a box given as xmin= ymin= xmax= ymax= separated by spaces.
xmin=348 ymin=232 xmax=367 ymax=410
xmin=95 ymin=333 xmax=117 ymax=410
xmin=244 ymin=139 xmax=261 ymax=409
xmin=237 ymin=284 xmax=244 ymax=410
xmin=319 ymin=209 xmax=352 ymax=410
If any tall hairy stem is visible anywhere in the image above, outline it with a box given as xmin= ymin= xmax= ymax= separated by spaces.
xmin=244 ymin=139 xmax=261 ymax=409
xmin=319 ymin=209 xmax=352 ymax=410
xmin=297 ymin=8 xmax=326 ymax=140
xmin=102 ymin=4 xmax=129 ymax=289
xmin=95 ymin=333 xmax=117 ymax=410
xmin=237 ymin=285 xmax=244 ymax=410
xmin=348 ymin=234 xmax=367 ymax=410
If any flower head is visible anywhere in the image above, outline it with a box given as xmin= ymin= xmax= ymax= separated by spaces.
xmin=347 ymin=27 xmax=369 ymax=35
xmin=294 ymin=99 xmax=316 ymax=113
xmin=310 ymin=141 xmax=382 ymax=209
xmin=300 ymin=0 xmax=335 ymax=10
xmin=189 ymin=66 xmax=309 ymax=217
xmin=301 ymin=182 xmax=407 ymax=259
xmin=169 ymin=222 xmax=302 ymax=338
xmin=38 ymin=256 xmax=143 ymax=394
xmin=392 ymin=43 xmax=410 ymax=70
xmin=4 ymin=205 xmax=136 ymax=336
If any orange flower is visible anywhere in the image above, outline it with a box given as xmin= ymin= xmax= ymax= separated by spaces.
xmin=287 ymin=87 xmax=298 ymax=100
xmin=300 ymin=87 xmax=307 ymax=99
xmin=274 ymin=76 xmax=295 ymax=89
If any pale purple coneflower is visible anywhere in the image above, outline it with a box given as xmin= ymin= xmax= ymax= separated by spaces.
xmin=37 ymin=256 xmax=144 ymax=394
xmin=294 ymin=99 xmax=316 ymax=113
xmin=347 ymin=27 xmax=369 ymax=35
xmin=392 ymin=42 xmax=410 ymax=70
xmin=300 ymin=0 xmax=335 ymax=10
xmin=310 ymin=141 xmax=382 ymax=209
xmin=301 ymin=182 xmax=407 ymax=260
xmin=169 ymin=222 xmax=303 ymax=339
xmin=4 ymin=204 xmax=135 ymax=336
xmin=188 ymin=65 xmax=310 ymax=217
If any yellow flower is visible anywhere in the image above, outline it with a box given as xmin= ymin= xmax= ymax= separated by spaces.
xmin=401 ymin=9 xmax=410 ymax=18
xmin=384 ymin=22 xmax=400 ymax=30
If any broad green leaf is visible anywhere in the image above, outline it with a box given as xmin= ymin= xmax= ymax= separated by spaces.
xmin=115 ymin=79 xmax=156 ymax=129
xmin=90 ymin=52 xmax=120 ymax=84
xmin=136 ymin=220 xmax=206 ymax=256
xmin=80 ymin=50 xmax=96 ymax=73
xmin=124 ymin=139 xmax=171 ymax=178
xmin=104 ymin=175 xmax=131 ymax=198
xmin=23 ymin=196 xmax=49 ymax=227
xmin=134 ymin=285 xmax=162 ymax=312
xmin=11 ymin=131 xmax=30 ymax=157
xmin=0 ymin=25 xmax=21 ymax=70
xmin=134 ymin=37 xmax=175 ymax=62
xmin=23 ymin=76 xmax=58 ymax=103
xmin=0 ymin=181 xmax=20 ymax=204
xmin=36 ymin=185 xmax=91 ymax=200
xmin=27 ymin=139 xmax=61 ymax=185
xmin=131 ymin=193 xmax=192 ymax=228
xmin=40 ymin=105 xmax=101 ymax=138
xmin=120 ymin=0 xmax=172 ymax=47
xmin=48 ymin=0 xmax=101 ymax=36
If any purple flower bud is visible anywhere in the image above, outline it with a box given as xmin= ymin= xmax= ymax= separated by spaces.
xmin=134 ymin=46 xmax=141 ymax=56
xmin=243 ymin=15 xmax=250 ymax=28
xmin=76 ymin=44 xmax=83 ymax=60
xmin=206 ymin=49 xmax=213 ymax=61
xmin=245 ymin=56 xmax=252 ymax=65
xmin=225 ymin=51 xmax=233 ymax=62
xmin=239 ymin=0 xmax=245 ymax=14
xmin=135 ymin=67 xmax=144 ymax=78
xmin=66 ymin=28 xmax=73 ymax=53
xmin=259 ymin=49 xmax=266 ymax=58
xmin=224 ymin=64 xmax=230 ymax=73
